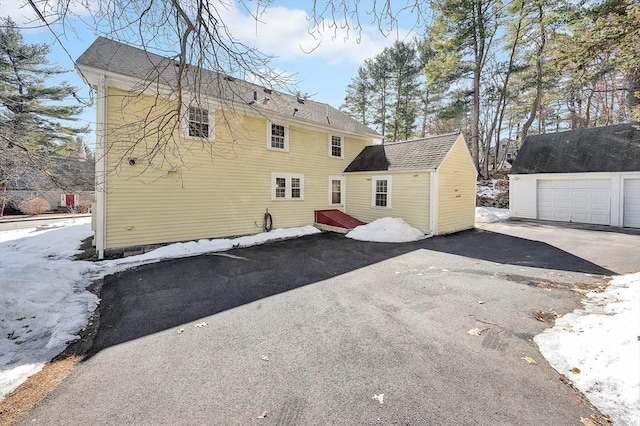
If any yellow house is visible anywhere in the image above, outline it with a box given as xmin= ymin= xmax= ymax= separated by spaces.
xmin=76 ymin=38 xmax=476 ymax=259
xmin=77 ymin=38 xmax=381 ymax=258
xmin=344 ymin=134 xmax=477 ymax=235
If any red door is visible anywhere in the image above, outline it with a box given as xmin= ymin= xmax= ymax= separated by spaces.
xmin=65 ymin=194 xmax=75 ymax=207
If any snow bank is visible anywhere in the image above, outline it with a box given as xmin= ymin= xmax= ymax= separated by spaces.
xmin=0 ymin=218 xmax=98 ymax=398
xmin=534 ymin=273 xmax=640 ymax=425
xmin=0 ymin=221 xmax=320 ymax=400
xmin=477 ymin=179 xmax=502 ymax=198
xmin=475 ymin=207 xmax=510 ymax=223
xmin=345 ymin=217 xmax=425 ymax=243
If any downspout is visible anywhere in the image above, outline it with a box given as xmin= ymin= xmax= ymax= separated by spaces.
xmin=95 ymin=75 xmax=107 ymax=259
xmin=429 ymin=170 xmax=438 ymax=236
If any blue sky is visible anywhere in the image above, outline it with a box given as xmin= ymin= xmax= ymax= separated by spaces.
xmin=3 ymin=0 xmax=423 ymax=147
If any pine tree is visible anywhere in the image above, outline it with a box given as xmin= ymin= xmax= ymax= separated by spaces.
xmin=0 ymin=17 xmax=89 ymax=214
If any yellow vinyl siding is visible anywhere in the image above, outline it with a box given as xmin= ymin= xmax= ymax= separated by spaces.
xmin=436 ymin=136 xmax=477 ymax=234
xmin=345 ymin=172 xmax=431 ymax=233
xmin=104 ymin=87 xmax=370 ymax=249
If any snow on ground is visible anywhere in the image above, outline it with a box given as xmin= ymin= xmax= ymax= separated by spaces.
xmin=0 ymin=221 xmax=320 ymax=400
xmin=476 ymin=179 xmax=502 ymax=198
xmin=535 ymin=273 xmax=640 ymax=426
xmin=345 ymin=217 xmax=425 ymax=243
xmin=475 ymin=207 xmax=511 ymax=223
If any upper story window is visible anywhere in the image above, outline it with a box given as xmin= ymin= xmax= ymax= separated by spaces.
xmin=272 ymin=172 xmax=304 ymax=200
xmin=329 ymin=135 xmax=343 ymax=158
xmin=372 ymin=175 xmax=392 ymax=208
xmin=182 ymin=104 xmax=214 ymax=141
xmin=267 ymin=122 xmax=289 ymax=151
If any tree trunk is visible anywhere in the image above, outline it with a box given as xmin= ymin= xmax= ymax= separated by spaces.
xmin=521 ymin=2 xmax=545 ymax=142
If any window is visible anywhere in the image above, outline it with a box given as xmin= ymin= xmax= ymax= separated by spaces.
xmin=329 ymin=135 xmax=343 ymax=158
xmin=271 ymin=173 xmax=304 ymax=200
xmin=328 ymin=176 xmax=345 ymax=205
xmin=188 ymin=106 xmax=210 ymax=138
xmin=267 ymin=122 xmax=289 ymax=151
xmin=372 ymin=176 xmax=392 ymax=208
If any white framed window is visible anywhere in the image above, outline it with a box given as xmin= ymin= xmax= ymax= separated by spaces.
xmin=182 ymin=104 xmax=214 ymax=141
xmin=328 ymin=135 xmax=343 ymax=158
xmin=267 ymin=121 xmax=289 ymax=151
xmin=372 ymin=175 xmax=392 ymax=208
xmin=272 ymin=172 xmax=304 ymax=200
xmin=328 ymin=176 xmax=345 ymax=205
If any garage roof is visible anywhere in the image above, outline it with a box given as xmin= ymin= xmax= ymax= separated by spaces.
xmin=511 ymin=122 xmax=640 ymax=174
xmin=344 ymin=133 xmax=460 ymax=172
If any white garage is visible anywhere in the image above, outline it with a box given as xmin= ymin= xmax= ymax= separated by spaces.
xmin=537 ymin=179 xmax=611 ymax=225
xmin=509 ymin=123 xmax=640 ymax=228
xmin=624 ymin=178 xmax=640 ymax=228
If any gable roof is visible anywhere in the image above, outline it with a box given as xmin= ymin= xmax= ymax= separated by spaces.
xmin=76 ymin=37 xmax=378 ymax=137
xmin=510 ymin=122 xmax=640 ymax=174
xmin=344 ymin=133 xmax=461 ymax=172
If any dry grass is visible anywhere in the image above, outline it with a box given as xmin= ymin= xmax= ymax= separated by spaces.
xmin=0 ymin=356 xmax=81 ymax=426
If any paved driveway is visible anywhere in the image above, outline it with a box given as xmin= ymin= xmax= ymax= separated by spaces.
xmin=19 ymin=224 xmax=635 ymax=425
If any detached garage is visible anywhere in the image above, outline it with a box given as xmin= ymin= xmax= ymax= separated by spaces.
xmin=509 ymin=122 xmax=640 ymax=228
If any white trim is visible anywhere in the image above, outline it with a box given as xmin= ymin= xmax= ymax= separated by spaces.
xmin=267 ymin=121 xmax=290 ymax=152
xmin=181 ymin=102 xmax=215 ymax=142
xmin=77 ymin=63 xmax=380 ymax=141
xmin=345 ymin=168 xmax=436 ymax=175
xmin=430 ymin=171 xmax=438 ymax=235
xmin=328 ymin=134 xmax=344 ymax=159
xmin=95 ymin=74 xmax=107 ymax=259
xmin=509 ymin=171 xmax=640 ymax=227
xmin=271 ymin=172 xmax=304 ymax=200
xmin=371 ymin=175 xmax=392 ymax=209
xmin=328 ymin=176 xmax=346 ymax=206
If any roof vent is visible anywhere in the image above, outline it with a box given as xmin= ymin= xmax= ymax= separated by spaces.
xmin=263 ymin=88 xmax=272 ymax=94
xmin=263 ymin=97 xmax=270 ymax=105
xmin=224 ymin=76 xmax=234 ymax=82
xmin=293 ymin=108 xmax=299 ymax=116
xmin=253 ymin=91 xmax=257 ymax=101
xmin=296 ymin=97 xmax=305 ymax=104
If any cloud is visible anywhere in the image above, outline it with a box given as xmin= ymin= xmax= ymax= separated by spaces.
xmin=218 ymin=3 xmax=409 ymax=66
xmin=1 ymin=0 xmax=91 ymax=28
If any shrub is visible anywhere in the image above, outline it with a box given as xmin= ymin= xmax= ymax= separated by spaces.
xmin=76 ymin=200 xmax=92 ymax=214
xmin=17 ymin=197 xmax=51 ymax=215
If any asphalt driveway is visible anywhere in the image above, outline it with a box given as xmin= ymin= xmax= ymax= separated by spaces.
xmin=18 ymin=224 xmax=634 ymax=425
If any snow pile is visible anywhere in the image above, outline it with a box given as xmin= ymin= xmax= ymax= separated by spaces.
xmin=345 ymin=217 xmax=425 ymax=243
xmin=0 ymin=218 xmax=98 ymax=398
xmin=475 ymin=207 xmax=510 ymax=223
xmin=534 ymin=273 xmax=640 ymax=425
xmin=477 ymin=179 xmax=502 ymax=198
xmin=0 ymin=221 xmax=320 ymax=400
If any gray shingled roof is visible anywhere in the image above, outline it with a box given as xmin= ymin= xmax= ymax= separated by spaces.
xmin=76 ymin=37 xmax=378 ymax=137
xmin=510 ymin=122 xmax=640 ymax=174
xmin=344 ymin=133 xmax=461 ymax=172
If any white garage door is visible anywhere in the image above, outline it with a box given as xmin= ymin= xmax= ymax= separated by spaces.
xmin=623 ymin=179 xmax=640 ymax=228
xmin=537 ymin=179 xmax=611 ymax=225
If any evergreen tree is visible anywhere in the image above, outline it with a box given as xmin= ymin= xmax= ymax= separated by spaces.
xmin=0 ymin=17 xmax=89 ymax=214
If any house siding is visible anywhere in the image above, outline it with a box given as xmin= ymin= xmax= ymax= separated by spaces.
xmin=103 ymin=87 xmax=371 ymax=248
xmin=345 ymin=172 xmax=431 ymax=233
xmin=436 ymin=137 xmax=477 ymax=234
